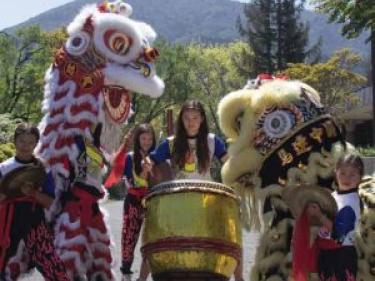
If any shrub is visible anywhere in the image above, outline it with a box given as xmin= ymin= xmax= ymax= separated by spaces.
xmin=0 ymin=143 xmax=15 ymax=162
xmin=358 ymin=147 xmax=375 ymax=157
xmin=0 ymin=114 xmax=23 ymax=144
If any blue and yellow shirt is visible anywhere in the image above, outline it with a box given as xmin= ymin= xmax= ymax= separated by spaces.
xmin=123 ymin=152 xmax=149 ymax=188
xmin=149 ymin=133 xmax=227 ymax=180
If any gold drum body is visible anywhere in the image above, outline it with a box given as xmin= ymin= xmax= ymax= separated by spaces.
xmin=142 ymin=180 xmax=242 ymax=281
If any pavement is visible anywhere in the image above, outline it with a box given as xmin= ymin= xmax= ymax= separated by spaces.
xmin=24 ymin=200 xmax=260 ymax=280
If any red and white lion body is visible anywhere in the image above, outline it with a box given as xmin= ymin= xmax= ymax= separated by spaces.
xmin=36 ymin=1 xmax=164 ymax=280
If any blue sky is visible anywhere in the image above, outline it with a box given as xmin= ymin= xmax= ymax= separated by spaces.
xmin=0 ymin=0 xmax=314 ymax=30
xmin=0 ymin=0 xmax=73 ymax=30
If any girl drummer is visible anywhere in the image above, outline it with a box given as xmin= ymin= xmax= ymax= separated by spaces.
xmin=147 ymin=100 xmax=228 ymax=180
xmin=144 ymin=100 xmax=244 ymax=281
xmin=105 ymin=124 xmax=156 ymax=281
xmin=0 ymin=123 xmax=69 ymax=280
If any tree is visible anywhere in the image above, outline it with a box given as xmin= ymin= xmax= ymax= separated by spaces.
xmin=0 ymin=114 xmax=19 ymax=162
xmin=0 ymin=26 xmax=67 ymax=122
xmin=123 ymin=41 xmax=251 ymax=139
xmin=311 ymin=0 xmax=375 ymax=143
xmin=187 ymin=42 xmax=251 ymax=134
xmin=238 ymin=0 xmax=275 ymax=74
xmin=0 ymin=114 xmax=23 ymax=143
xmin=279 ymin=0 xmax=321 ymax=67
xmin=238 ymin=0 xmax=320 ymax=73
xmin=283 ymin=48 xmax=367 ymax=115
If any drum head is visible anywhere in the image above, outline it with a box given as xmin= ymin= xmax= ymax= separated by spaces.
xmin=0 ymin=165 xmax=46 ymax=198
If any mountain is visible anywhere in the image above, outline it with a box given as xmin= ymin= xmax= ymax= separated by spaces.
xmin=5 ymin=0 xmax=370 ymax=59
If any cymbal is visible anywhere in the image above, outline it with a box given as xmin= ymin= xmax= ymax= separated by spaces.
xmin=0 ymin=165 xmax=46 ymax=198
xmin=282 ymin=184 xmax=337 ymax=226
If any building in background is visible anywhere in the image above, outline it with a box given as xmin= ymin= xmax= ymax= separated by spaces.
xmin=340 ymin=86 xmax=373 ymax=146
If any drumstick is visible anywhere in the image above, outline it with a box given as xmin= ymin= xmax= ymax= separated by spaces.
xmin=122 ymin=125 xmax=136 ymax=152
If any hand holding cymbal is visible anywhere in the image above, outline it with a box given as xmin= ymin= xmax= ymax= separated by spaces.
xmin=0 ymin=165 xmax=46 ymax=199
xmin=21 ymin=182 xmax=41 ymax=197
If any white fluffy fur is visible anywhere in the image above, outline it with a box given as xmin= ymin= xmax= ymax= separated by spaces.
xmin=93 ymin=14 xmax=143 ymax=64
xmin=37 ymin=68 xmax=102 ymax=221
xmin=67 ymin=3 xmax=158 ymax=64
xmin=134 ymin=21 xmax=157 ymax=44
xmin=67 ymin=5 xmax=97 ymax=35
xmin=218 ymin=89 xmax=253 ymax=139
xmin=53 ymin=211 xmax=114 ymax=279
xmin=37 ymin=3 xmax=164 ymax=279
xmin=104 ymin=64 xmax=165 ymax=98
xmin=64 ymin=2 xmax=164 ymax=98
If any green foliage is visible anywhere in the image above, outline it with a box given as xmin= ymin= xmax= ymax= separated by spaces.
xmin=0 ymin=143 xmax=15 ymax=162
xmin=310 ymin=1 xmax=374 ymax=148
xmin=239 ymin=0 xmax=320 ymax=73
xmin=0 ymin=114 xmax=22 ymax=162
xmin=311 ymin=0 xmax=375 ymax=39
xmin=0 ymin=26 xmax=67 ymax=122
xmin=0 ymin=26 xmax=253 ymax=154
xmin=358 ymin=147 xmax=375 ymax=157
xmin=187 ymin=42 xmax=251 ymax=134
xmin=123 ymin=41 xmax=252 ymax=138
xmin=284 ymin=48 xmax=367 ymax=115
xmin=0 ymin=114 xmax=23 ymax=143
xmin=238 ymin=0 xmax=274 ymax=73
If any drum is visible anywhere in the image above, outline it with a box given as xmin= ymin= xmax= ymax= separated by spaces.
xmin=142 ymin=180 xmax=242 ymax=281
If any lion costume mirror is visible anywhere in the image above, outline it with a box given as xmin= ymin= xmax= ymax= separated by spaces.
xmin=34 ymin=1 xmax=164 ymax=280
xmin=218 ymin=76 xmax=375 ymax=281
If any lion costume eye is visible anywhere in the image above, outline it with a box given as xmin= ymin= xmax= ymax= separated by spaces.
xmin=263 ymin=110 xmax=294 ymax=139
xmin=65 ymin=32 xmax=90 ymax=56
xmin=254 ymin=107 xmax=301 ymax=154
xmin=104 ymin=29 xmax=132 ymax=56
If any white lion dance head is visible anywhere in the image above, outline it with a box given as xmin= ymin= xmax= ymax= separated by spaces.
xmin=37 ymin=0 xmax=164 ymax=202
xmin=35 ymin=2 xmax=164 ymax=279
